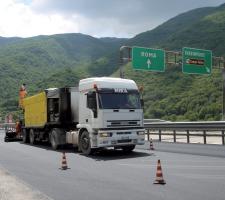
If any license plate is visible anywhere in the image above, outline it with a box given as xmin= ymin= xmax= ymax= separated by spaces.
xmin=121 ymin=136 xmax=129 ymax=140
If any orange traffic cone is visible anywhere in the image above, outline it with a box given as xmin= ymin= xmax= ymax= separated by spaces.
xmin=60 ymin=152 xmax=69 ymax=170
xmin=150 ymin=138 xmax=154 ymax=150
xmin=154 ymin=159 xmax=166 ymax=185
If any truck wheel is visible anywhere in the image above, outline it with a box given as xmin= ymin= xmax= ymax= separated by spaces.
xmin=122 ymin=145 xmax=135 ymax=153
xmin=22 ymin=129 xmax=29 ymax=143
xmin=29 ymin=129 xmax=36 ymax=145
xmin=50 ymin=129 xmax=59 ymax=150
xmin=79 ymin=131 xmax=92 ymax=155
xmin=4 ymin=137 xmax=8 ymax=142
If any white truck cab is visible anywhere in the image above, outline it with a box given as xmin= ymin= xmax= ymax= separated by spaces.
xmin=68 ymin=77 xmax=145 ymax=154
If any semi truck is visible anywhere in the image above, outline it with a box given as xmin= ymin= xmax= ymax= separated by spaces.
xmin=22 ymin=77 xmax=145 ymax=155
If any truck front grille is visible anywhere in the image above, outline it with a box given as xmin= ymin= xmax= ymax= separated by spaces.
xmin=117 ymin=139 xmax=132 ymax=143
xmin=117 ymin=132 xmax=131 ymax=135
xmin=107 ymin=120 xmax=141 ymax=127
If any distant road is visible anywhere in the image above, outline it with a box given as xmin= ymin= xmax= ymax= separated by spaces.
xmin=0 ymin=130 xmax=225 ymax=200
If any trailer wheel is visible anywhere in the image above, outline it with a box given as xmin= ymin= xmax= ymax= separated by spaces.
xmin=79 ymin=130 xmax=92 ymax=155
xmin=50 ymin=129 xmax=59 ymax=150
xmin=122 ymin=145 xmax=135 ymax=153
xmin=22 ymin=129 xmax=29 ymax=143
xmin=29 ymin=129 xmax=36 ymax=145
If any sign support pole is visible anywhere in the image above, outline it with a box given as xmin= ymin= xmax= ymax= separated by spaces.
xmin=119 ymin=46 xmax=132 ymax=78
xmin=222 ymin=68 xmax=225 ymax=120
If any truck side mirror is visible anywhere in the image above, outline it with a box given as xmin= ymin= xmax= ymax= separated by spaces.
xmin=140 ymin=99 xmax=144 ymax=108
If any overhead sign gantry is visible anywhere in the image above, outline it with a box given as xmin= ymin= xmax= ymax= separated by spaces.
xmin=119 ymin=45 xmax=225 ymax=119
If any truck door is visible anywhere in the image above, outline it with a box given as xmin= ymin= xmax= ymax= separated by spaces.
xmin=87 ymin=91 xmax=97 ymax=118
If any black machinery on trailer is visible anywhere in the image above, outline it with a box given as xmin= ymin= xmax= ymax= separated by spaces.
xmin=4 ymin=123 xmax=23 ymax=142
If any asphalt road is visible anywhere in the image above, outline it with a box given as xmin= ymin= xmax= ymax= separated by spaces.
xmin=0 ymin=130 xmax=225 ymax=200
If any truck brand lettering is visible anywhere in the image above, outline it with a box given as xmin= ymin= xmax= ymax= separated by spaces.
xmin=114 ymin=88 xmax=128 ymax=93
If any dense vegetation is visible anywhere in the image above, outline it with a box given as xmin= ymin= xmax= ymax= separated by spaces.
xmin=117 ymin=64 xmax=222 ymax=121
xmin=1 ymin=3 xmax=225 ymax=121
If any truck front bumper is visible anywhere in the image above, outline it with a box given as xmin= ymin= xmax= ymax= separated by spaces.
xmin=92 ymin=129 xmax=145 ymax=148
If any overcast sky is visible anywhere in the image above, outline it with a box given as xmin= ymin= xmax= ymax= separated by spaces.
xmin=1 ymin=0 xmax=225 ymax=38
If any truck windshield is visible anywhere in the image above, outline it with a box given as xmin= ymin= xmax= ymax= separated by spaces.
xmin=98 ymin=92 xmax=141 ymax=109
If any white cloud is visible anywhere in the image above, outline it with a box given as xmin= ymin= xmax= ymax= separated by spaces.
xmin=29 ymin=0 xmax=165 ymax=38
xmin=0 ymin=0 xmax=225 ymax=38
xmin=0 ymin=0 xmax=79 ymax=37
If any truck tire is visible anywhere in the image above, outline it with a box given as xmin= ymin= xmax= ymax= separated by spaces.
xmin=50 ymin=129 xmax=59 ymax=150
xmin=22 ymin=129 xmax=29 ymax=143
xmin=29 ymin=129 xmax=36 ymax=145
xmin=122 ymin=145 xmax=135 ymax=153
xmin=79 ymin=130 xmax=92 ymax=155
xmin=4 ymin=136 xmax=9 ymax=142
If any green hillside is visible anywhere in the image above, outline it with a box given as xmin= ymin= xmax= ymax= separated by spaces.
xmin=0 ymin=33 xmax=126 ymax=116
xmin=114 ymin=64 xmax=222 ymax=121
xmin=119 ymin=3 xmax=225 ymax=121
xmin=128 ymin=3 xmax=225 ymax=56
xmin=0 ymin=36 xmax=21 ymax=46
xmin=1 ymin=3 xmax=225 ymax=121
xmin=128 ymin=7 xmax=215 ymax=48
xmin=163 ymin=6 xmax=225 ymax=55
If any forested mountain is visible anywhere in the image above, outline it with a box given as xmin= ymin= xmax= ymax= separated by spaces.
xmin=123 ymin=3 xmax=225 ymax=120
xmin=0 ymin=33 xmax=126 ymax=115
xmin=1 ymin=3 xmax=225 ymax=121
xmin=0 ymin=36 xmax=21 ymax=46
xmin=128 ymin=7 xmax=215 ymax=48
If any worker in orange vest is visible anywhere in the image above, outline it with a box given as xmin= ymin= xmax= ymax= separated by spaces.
xmin=15 ymin=121 xmax=22 ymax=137
xmin=19 ymin=83 xmax=27 ymax=109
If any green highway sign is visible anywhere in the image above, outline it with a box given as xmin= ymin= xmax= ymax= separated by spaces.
xmin=132 ymin=46 xmax=165 ymax=72
xmin=182 ymin=47 xmax=212 ymax=75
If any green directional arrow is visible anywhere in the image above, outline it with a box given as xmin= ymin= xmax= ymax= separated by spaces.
xmin=147 ymin=58 xmax=151 ymax=68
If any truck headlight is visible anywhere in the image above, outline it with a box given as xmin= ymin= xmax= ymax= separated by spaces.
xmin=99 ymin=132 xmax=112 ymax=137
xmin=137 ymin=131 xmax=145 ymax=135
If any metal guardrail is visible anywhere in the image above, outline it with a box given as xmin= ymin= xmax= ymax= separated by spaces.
xmin=0 ymin=123 xmax=16 ymax=131
xmin=0 ymin=123 xmax=5 ymax=130
xmin=144 ymin=121 xmax=225 ymax=145
xmin=144 ymin=119 xmax=168 ymax=123
xmin=1 ymin=121 xmax=225 ymax=145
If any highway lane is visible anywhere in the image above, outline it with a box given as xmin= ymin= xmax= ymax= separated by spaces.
xmin=0 ymin=130 xmax=225 ymax=200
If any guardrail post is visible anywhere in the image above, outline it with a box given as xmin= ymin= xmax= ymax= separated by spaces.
xmin=187 ymin=130 xmax=190 ymax=143
xmin=159 ymin=130 xmax=162 ymax=142
xmin=203 ymin=130 xmax=207 ymax=144
xmin=173 ymin=130 xmax=176 ymax=143
xmin=147 ymin=129 xmax=150 ymax=141
xmin=222 ymin=130 xmax=225 ymax=145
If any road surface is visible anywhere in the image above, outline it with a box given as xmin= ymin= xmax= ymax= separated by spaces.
xmin=0 ymin=130 xmax=225 ymax=200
